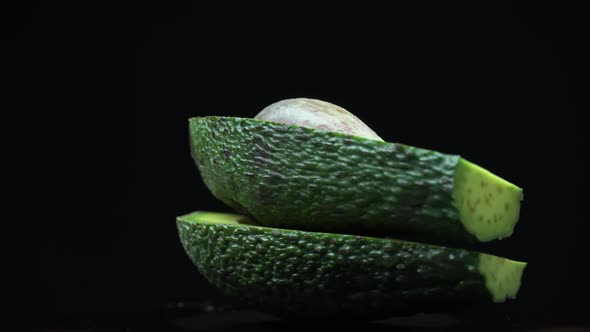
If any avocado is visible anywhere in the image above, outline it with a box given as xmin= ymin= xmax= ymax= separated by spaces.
xmin=177 ymin=211 xmax=527 ymax=319
xmin=189 ymin=116 xmax=523 ymax=243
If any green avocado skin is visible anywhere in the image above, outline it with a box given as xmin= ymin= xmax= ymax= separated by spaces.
xmin=177 ymin=218 xmax=490 ymax=319
xmin=190 ymin=116 xmax=472 ymax=242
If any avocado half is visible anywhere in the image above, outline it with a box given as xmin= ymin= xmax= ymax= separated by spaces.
xmin=189 ymin=116 xmax=523 ymax=243
xmin=177 ymin=212 xmax=527 ymax=320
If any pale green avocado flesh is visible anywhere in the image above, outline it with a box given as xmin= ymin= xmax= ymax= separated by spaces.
xmin=177 ymin=211 xmax=527 ymax=318
xmin=189 ymin=116 xmax=523 ymax=243
xmin=453 ymin=159 xmax=523 ymax=241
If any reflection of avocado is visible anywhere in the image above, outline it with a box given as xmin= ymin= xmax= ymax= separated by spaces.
xmin=189 ymin=116 xmax=522 ymax=243
xmin=177 ymin=212 xmax=527 ymax=319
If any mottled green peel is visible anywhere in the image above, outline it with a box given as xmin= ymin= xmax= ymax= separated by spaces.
xmin=189 ymin=116 xmax=523 ymax=243
xmin=177 ymin=211 xmax=527 ymax=319
xmin=479 ymin=254 xmax=527 ymax=302
xmin=453 ymin=159 xmax=523 ymax=242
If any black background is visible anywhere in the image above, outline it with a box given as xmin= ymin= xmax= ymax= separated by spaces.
xmin=13 ymin=2 xmax=587 ymax=329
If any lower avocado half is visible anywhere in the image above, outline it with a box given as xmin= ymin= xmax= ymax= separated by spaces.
xmin=177 ymin=211 xmax=527 ymax=320
xmin=189 ymin=116 xmax=523 ymax=244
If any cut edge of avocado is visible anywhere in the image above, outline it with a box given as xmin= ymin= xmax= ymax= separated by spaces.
xmin=478 ymin=253 xmax=527 ymax=303
xmin=177 ymin=211 xmax=527 ymax=305
xmin=454 ymin=159 xmax=523 ymax=242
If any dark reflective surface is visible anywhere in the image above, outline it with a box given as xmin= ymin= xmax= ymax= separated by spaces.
xmin=28 ymin=300 xmax=589 ymax=332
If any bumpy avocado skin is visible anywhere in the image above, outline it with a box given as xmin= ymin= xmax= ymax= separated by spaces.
xmin=190 ymin=116 xmax=473 ymax=242
xmin=177 ymin=217 xmax=490 ymax=319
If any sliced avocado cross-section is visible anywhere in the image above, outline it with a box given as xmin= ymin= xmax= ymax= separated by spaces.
xmin=177 ymin=211 xmax=527 ymax=319
xmin=453 ymin=159 xmax=523 ymax=241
